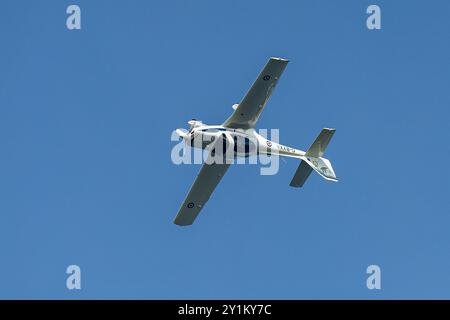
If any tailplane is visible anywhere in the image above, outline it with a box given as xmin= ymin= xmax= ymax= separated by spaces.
xmin=290 ymin=128 xmax=338 ymax=188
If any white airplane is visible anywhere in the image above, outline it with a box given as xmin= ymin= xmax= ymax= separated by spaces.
xmin=174 ymin=57 xmax=337 ymax=226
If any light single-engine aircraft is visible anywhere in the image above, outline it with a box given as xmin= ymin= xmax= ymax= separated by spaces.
xmin=174 ymin=57 xmax=337 ymax=226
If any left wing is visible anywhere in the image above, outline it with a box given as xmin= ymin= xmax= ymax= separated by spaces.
xmin=173 ymin=161 xmax=230 ymax=226
xmin=223 ymin=57 xmax=289 ymax=129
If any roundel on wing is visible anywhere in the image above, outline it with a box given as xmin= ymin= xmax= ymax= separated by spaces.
xmin=187 ymin=202 xmax=194 ymax=208
xmin=263 ymin=75 xmax=271 ymax=81
xmin=266 ymin=141 xmax=272 ymax=147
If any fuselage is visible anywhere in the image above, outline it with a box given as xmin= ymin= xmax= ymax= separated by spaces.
xmin=185 ymin=124 xmax=305 ymax=159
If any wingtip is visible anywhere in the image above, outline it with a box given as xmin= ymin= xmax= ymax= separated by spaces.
xmin=173 ymin=219 xmax=193 ymax=227
xmin=270 ymin=57 xmax=289 ymax=62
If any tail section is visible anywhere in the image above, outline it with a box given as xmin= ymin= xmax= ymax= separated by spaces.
xmin=290 ymin=128 xmax=338 ymax=188
xmin=305 ymin=128 xmax=335 ymax=158
xmin=289 ymin=160 xmax=313 ymax=187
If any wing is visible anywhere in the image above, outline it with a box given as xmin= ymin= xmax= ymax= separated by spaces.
xmin=223 ymin=57 xmax=289 ymax=129
xmin=173 ymin=161 xmax=231 ymax=226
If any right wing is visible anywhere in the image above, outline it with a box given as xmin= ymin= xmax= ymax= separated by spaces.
xmin=173 ymin=161 xmax=231 ymax=226
xmin=223 ymin=57 xmax=289 ymax=129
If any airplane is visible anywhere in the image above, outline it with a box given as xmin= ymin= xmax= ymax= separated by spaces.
xmin=173 ymin=57 xmax=337 ymax=226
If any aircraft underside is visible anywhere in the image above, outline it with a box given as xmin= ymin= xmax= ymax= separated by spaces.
xmin=173 ymin=57 xmax=338 ymax=226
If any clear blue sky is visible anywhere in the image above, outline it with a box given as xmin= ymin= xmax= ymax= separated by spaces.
xmin=1 ymin=0 xmax=450 ymax=299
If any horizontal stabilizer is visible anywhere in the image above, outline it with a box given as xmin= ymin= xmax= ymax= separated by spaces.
xmin=290 ymin=128 xmax=337 ymax=187
xmin=305 ymin=128 xmax=335 ymax=158
xmin=289 ymin=160 xmax=313 ymax=188
xmin=303 ymin=156 xmax=338 ymax=182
